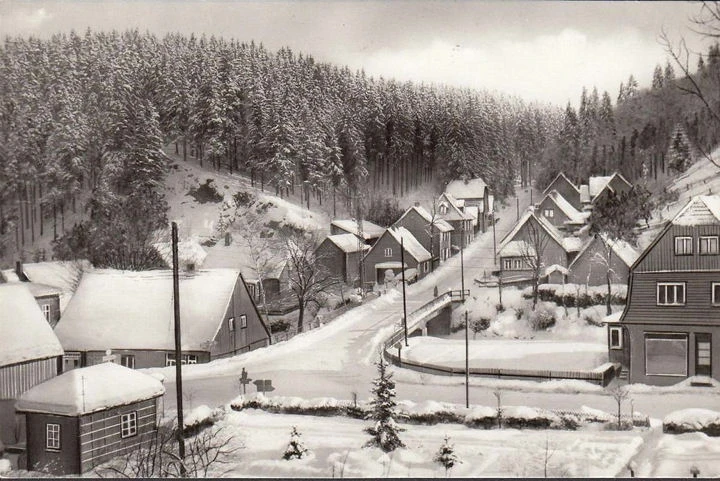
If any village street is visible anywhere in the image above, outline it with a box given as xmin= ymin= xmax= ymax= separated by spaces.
xmin=158 ymin=186 xmax=720 ymax=420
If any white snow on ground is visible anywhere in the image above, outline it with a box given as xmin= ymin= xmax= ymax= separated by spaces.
xmin=639 ymin=433 xmax=720 ymax=478
xmin=193 ymin=409 xmax=645 ymax=478
xmin=663 ymin=409 xmax=720 ymax=431
xmin=401 ymin=336 xmax=607 ymax=371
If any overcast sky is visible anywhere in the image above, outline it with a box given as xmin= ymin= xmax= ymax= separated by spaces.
xmin=0 ymin=1 xmax=709 ymax=106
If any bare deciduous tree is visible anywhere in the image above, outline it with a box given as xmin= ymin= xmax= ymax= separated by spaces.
xmin=519 ymin=219 xmax=551 ymax=311
xmin=610 ymin=385 xmax=631 ymax=430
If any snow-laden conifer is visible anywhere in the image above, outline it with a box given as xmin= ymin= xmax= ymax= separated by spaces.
xmin=282 ymin=426 xmax=309 ymax=460
xmin=364 ymin=357 xmax=405 ymax=452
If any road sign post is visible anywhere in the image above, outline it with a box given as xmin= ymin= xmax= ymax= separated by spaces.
xmin=239 ymin=368 xmax=252 ymax=394
xmin=394 ymin=342 xmax=402 ymax=368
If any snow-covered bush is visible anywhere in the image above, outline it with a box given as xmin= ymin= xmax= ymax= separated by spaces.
xmin=502 ymin=406 xmax=563 ymax=429
xmin=183 ymin=405 xmax=226 ymax=437
xmin=270 ymin=319 xmax=290 ymax=333
xmin=663 ymin=409 xmax=720 ymax=436
xmin=525 ymin=284 xmax=628 ymax=307
xmin=464 ymin=406 xmax=497 ymax=429
xmin=0 ymin=459 xmax=11 ymax=475
xmin=434 ymin=435 xmax=461 ymax=475
xmin=283 ymin=426 xmax=309 ymax=460
xmin=527 ymin=302 xmax=556 ymax=330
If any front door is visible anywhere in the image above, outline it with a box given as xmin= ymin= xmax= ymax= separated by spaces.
xmin=696 ymin=333 xmax=712 ymax=377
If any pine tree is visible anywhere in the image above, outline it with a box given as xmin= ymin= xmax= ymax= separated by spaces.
xmin=282 ymin=426 xmax=308 ymax=460
xmin=664 ymin=61 xmax=676 ymax=83
xmin=364 ymin=357 xmax=405 ymax=452
xmin=652 ymin=64 xmax=664 ymax=90
xmin=434 ymin=435 xmax=461 ymax=476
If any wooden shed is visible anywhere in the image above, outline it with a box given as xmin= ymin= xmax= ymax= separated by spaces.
xmin=314 ymin=233 xmax=370 ymax=286
xmin=15 ymin=363 xmax=165 ymax=475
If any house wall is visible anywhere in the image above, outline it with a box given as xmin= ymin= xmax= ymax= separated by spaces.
xmin=608 ymin=175 xmax=633 ymax=195
xmin=34 ymin=295 xmax=61 ymax=327
xmin=211 ymin=276 xmax=271 ymax=359
xmin=315 ymin=239 xmax=347 ymax=283
xmin=74 ymin=350 xmax=210 ymax=369
xmin=78 ymin=397 xmax=159 ymax=473
xmin=545 ymin=176 xmax=581 ymax=210
xmin=446 ymin=219 xmax=473 ymax=250
xmin=568 ymin=237 xmax=630 ymax=286
xmin=363 ymin=233 xmax=419 ymax=285
xmin=346 ymin=251 xmax=362 ymax=286
xmin=536 ymin=197 xmax=572 ymax=230
xmin=624 ymin=323 xmax=720 ymax=385
xmin=636 ymin=225 xmax=720 ymax=272
xmin=394 ymin=210 xmax=432 ymax=256
xmin=25 ymin=412 xmax=79 ymax=475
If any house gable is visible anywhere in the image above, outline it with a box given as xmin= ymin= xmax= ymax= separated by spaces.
xmin=568 ymin=235 xmax=632 ymax=286
xmin=543 ymin=173 xmax=581 ymax=210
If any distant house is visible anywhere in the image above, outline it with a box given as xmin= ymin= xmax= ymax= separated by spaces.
xmin=393 ymin=204 xmax=453 ymax=268
xmin=437 ymin=193 xmax=475 ymax=250
xmin=445 ymin=178 xmax=491 ymax=232
xmin=543 ymin=172 xmax=582 ymax=211
xmin=314 ymin=233 xmax=370 ymax=286
xmin=608 ymin=195 xmax=720 ymax=385
xmin=363 ymin=226 xmax=432 ymax=286
xmin=568 ymin=234 xmax=639 ymax=287
xmin=582 ymin=172 xmax=634 ymax=209
xmin=536 ymin=190 xmax=590 ymax=233
xmin=53 ymin=268 xmax=271 ymax=370
xmin=153 ymin=238 xmax=208 ymax=272
xmin=330 ymin=219 xmax=385 ymax=245
xmin=0 ymin=284 xmax=64 ymax=446
xmin=16 ymin=363 xmax=164 ymax=475
xmin=497 ymin=210 xmax=582 ymax=284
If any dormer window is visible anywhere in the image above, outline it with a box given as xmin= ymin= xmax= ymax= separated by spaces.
xmin=543 ymin=209 xmax=554 ymax=218
xmin=699 ymin=236 xmax=719 ymax=255
xmin=440 ymin=204 xmax=448 ymax=215
xmin=674 ymin=236 xmax=693 ymax=255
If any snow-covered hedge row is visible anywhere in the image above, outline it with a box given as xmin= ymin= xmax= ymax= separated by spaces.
xmin=523 ymin=284 xmax=628 ymax=308
xmin=182 ymin=404 xmax=226 ymax=437
xmin=228 ymin=394 xmax=632 ymax=431
xmin=663 ymin=409 xmax=720 ymax=436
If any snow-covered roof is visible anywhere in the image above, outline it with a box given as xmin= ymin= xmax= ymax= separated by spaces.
xmin=0 ymin=284 xmax=63 ymax=368
xmin=445 ymin=178 xmax=488 ymax=199
xmin=153 ymin=239 xmax=208 ymax=269
xmin=602 ymin=311 xmax=623 ymax=324
xmin=465 ymin=206 xmax=480 ymax=226
xmin=331 ymin=219 xmax=385 ymax=240
xmin=546 ymin=190 xmax=586 ymax=224
xmin=396 ymin=206 xmax=455 ymax=233
xmin=562 ymin=236 xmax=583 ymax=252
xmin=543 ymin=172 xmax=580 ymax=195
xmin=437 ymin=193 xmax=474 ymax=222
xmin=579 ymin=184 xmax=590 ymax=203
xmin=499 ymin=211 xmax=570 ymax=254
xmin=385 ymin=226 xmax=432 ymax=263
xmin=2 ymin=260 xmax=89 ymax=293
xmin=325 ymin=234 xmax=370 ymax=254
xmin=544 ymin=264 xmax=569 ymax=276
xmin=598 ymin=234 xmax=640 ymax=267
xmin=435 ymin=219 xmax=454 ymax=233
xmin=499 ymin=240 xmax=536 ymax=258
xmin=16 ymin=363 xmax=165 ymax=416
xmin=374 ymin=261 xmax=407 ymax=269
xmin=54 ymin=268 xmax=248 ymax=351
xmin=21 ymin=282 xmax=62 ymax=298
xmin=202 ymin=238 xmax=285 ymax=281
xmin=589 ymin=176 xmax=614 ymax=197
xmin=671 ymin=195 xmax=720 ymax=226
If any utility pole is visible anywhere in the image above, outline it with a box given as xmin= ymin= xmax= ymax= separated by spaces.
xmin=401 ymin=236 xmax=408 ymax=346
xmin=460 ymin=223 xmax=466 ymax=301
xmin=516 ymin=197 xmax=520 ymax=221
xmin=465 ymin=310 xmax=469 ymax=408
xmin=171 ymin=222 xmax=186 ymax=474
xmin=492 ymin=210 xmax=497 ymax=266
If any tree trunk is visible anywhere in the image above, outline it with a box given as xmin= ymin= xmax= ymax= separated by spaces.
xmin=53 ymin=200 xmax=57 ymax=240
xmin=297 ymin=302 xmax=305 ymax=333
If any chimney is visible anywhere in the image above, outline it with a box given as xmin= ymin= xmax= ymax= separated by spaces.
xmin=15 ymin=260 xmax=28 ymax=282
xmin=414 ymin=201 xmax=420 ymax=207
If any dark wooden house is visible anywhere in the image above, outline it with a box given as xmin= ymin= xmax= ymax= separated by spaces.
xmin=581 ymin=172 xmax=634 ymax=209
xmin=0 ymin=284 xmax=64 ymax=447
xmin=437 ymin=193 xmax=475 ymax=251
xmin=330 ymin=219 xmax=385 ymax=245
xmin=497 ymin=210 xmax=582 ymax=284
xmin=445 ymin=178 xmax=491 ymax=232
xmin=314 ymin=233 xmax=370 ymax=286
xmin=15 ymin=362 xmax=165 ymax=475
xmin=568 ymin=233 xmax=639 ymax=287
xmin=536 ymin=190 xmax=589 ymax=233
xmin=393 ymin=205 xmax=453 ymax=268
xmin=54 ymin=268 xmax=271 ymax=370
xmin=362 ymin=226 xmax=432 ymax=286
xmin=610 ymin=195 xmax=720 ymax=385
xmin=542 ymin=172 xmax=582 ymax=211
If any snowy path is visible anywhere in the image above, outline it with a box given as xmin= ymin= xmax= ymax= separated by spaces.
xmin=155 ymin=185 xmax=720 ymax=419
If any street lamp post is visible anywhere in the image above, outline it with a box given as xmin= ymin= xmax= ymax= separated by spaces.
xmin=460 ymin=223 xmax=465 ymax=301
xmin=465 ymin=310 xmax=470 ymax=408
xmin=401 ymin=237 xmax=408 ymax=346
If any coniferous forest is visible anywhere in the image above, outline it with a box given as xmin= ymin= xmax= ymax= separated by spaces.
xmin=0 ymin=30 xmax=558 ymax=263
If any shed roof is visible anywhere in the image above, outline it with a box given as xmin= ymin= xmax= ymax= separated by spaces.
xmin=54 ymin=268 xmax=255 ymax=351
xmin=385 ymin=226 xmax=432 ymax=263
xmin=325 ymin=234 xmax=370 ymax=254
xmin=331 ymin=219 xmax=385 ymax=240
xmin=16 ymin=363 xmax=165 ymax=416
xmin=0 ymin=284 xmax=64 ymax=368
xmin=445 ymin=178 xmax=488 ymax=199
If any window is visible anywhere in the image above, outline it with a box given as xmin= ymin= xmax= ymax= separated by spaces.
xmin=503 ymin=258 xmax=525 ymax=270
xmin=440 ymin=205 xmax=448 ymax=214
xmin=165 ymin=353 xmax=199 ymax=366
xmin=239 ymin=314 xmax=247 ymax=329
xmin=121 ymin=412 xmax=137 ymax=438
xmin=543 ymin=209 xmax=554 ymax=218
xmin=41 ymin=304 xmax=51 ymax=321
xmin=657 ymin=282 xmax=685 ymax=306
xmin=674 ymin=236 xmax=693 ymax=255
xmin=46 ymin=423 xmax=60 ymax=450
xmin=699 ymin=236 xmax=719 ymax=255
xmin=228 ymin=317 xmax=235 ymax=332
xmin=609 ymin=327 xmax=622 ymax=349
xmin=120 ymin=355 xmax=135 ymax=369
xmin=384 ymin=248 xmax=392 ymax=257
xmin=645 ymin=333 xmax=688 ymax=376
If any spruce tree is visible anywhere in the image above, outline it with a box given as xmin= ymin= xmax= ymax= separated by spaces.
xmin=434 ymin=435 xmax=461 ymax=476
xmin=364 ymin=357 xmax=405 ymax=452
xmin=652 ymin=64 xmax=664 ymax=90
xmin=282 ymin=426 xmax=308 ymax=460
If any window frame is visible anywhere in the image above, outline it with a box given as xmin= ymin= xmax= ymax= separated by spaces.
xmin=713 ymin=283 xmax=720 ymax=306
xmin=699 ymin=235 xmax=720 ymax=255
xmin=656 ymin=282 xmax=686 ymax=306
xmin=46 ymin=423 xmax=61 ymax=451
xmin=543 ymin=208 xmax=554 ymax=219
xmin=674 ymin=236 xmax=693 ymax=256
xmin=120 ymin=354 xmax=135 ymax=369
xmin=609 ymin=326 xmax=623 ymax=349
xmin=644 ymin=332 xmax=688 ymax=377
xmin=41 ymin=304 xmax=51 ymax=321
xmin=383 ymin=247 xmax=392 ymax=258
xmin=239 ymin=314 xmax=247 ymax=329
xmin=121 ymin=412 xmax=138 ymax=439
xmin=228 ymin=317 xmax=235 ymax=332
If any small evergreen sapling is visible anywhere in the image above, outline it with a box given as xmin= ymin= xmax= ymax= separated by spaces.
xmin=434 ymin=435 xmax=461 ymax=476
xmin=283 ymin=426 xmax=308 ymax=460
xmin=364 ymin=357 xmax=405 ymax=452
